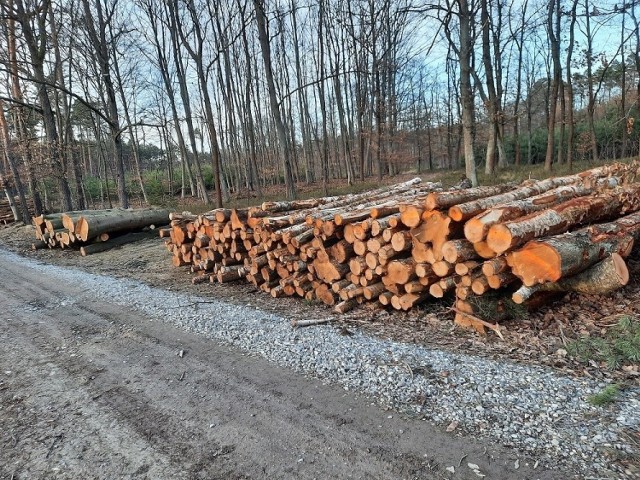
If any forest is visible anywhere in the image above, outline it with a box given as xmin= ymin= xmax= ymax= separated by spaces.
xmin=0 ymin=0 xmax=637 ymax=219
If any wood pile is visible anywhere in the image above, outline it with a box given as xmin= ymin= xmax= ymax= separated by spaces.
xmin=0 ymin=196 xmax=34 ymax=225
xmin=166 ymin=163 xmax=640 ymax=335
xmin=31 ymin=207 xmax=169 ymax=254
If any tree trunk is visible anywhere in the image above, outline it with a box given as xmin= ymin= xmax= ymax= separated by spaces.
xmin=458 ymin=0 xmax=478 ymax=186
xmin=253 ymin=0 xmax=297 ymax=200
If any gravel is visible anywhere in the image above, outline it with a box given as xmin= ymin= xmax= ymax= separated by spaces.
xmin=5 ymin=248 xmax=638 ymax=479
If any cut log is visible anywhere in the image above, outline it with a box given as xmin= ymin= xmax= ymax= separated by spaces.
xmin=441 ymin=239 xmax=478 ymax=263
xmin=313 ymin=258 xmax=350 ymax=283
xmin=486 ymin=271 xmax=517 ymax=289
xmin=455 ymin=260 xmax=480 ymax=276
xmin=363 ymin=282 xmax=386 ymax=300
xmin=411 ymin=241 xmax=435 ymax=264
xmin=77 ymin=208 xmax=170 ymax=242
xmin=473 ymin=241 xmax=497 ymax=259
xmin=411 ymin=211 xmax=463 ymax=260
xmin=378 ymin=291 xmax=394 ymax=306
xmin=507 ymin=211 xmax=640 ymax=286
xmin=511 ymin=253 xmax=629 ymax=303
xmin=432 ymin=260 xmax=454 ymax=277
xmin=371 ymin=214 xmax=401 ymax=236
xmin=429 ymin=275 xmax=457 ymax=298
xmin=463 ymin=180 xmax=621 ymax=243
xmin=398 ymin=292 xmax=430 ymax=310
xmin=399 ymin=205 xmax=423 ymax=228
xmin=335 ymin=298 xmax=358 ymax=313
xmin=425 ymin=183 xmax=516 ymax=211
xmin=481 ymin=257 xmax=509 ymax=276
xmin=449 ymin=167 xmax=626 ymax=223
xmin=386 ymin=258 xmax=416 ymax=284
xmin=391 ymin=230 xmax=413 ymax=252
xmin=471 ymin=276 xmax=490 ymax=295
xmin=328 ymin=239 xmax=354 ymax=263
xmin=486 ymin=185 xmax=640 ymax=255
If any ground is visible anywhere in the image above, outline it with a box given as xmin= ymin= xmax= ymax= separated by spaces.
xmin=3 ymin=222 xmax=639 ymax=384
xmin=0 ymin=227 xmax=562 ymax=480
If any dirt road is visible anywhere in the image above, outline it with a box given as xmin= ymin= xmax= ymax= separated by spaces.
xmin=0 ymin=249 xmax=561 ymax=479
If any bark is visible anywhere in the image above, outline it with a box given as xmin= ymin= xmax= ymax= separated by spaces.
xmin=425 ymin=184 xmax=516 ymax=211
xmin=506 ymin=211 xmax=640 ymax=286
xmin=449 ymin=163 xmax=630 ymax=222
xmin=76 ymin=208 xmax=170 ymax=241
xmin=253 ymin=0 xmax=297 ymax=200
xmin=441 ymin=239 xmax=478 ymax=263
xmin=463 ymin=177 xmax=621 ymax=243
xmin=486 ymin=185 xmax=640 ymax=255
xmin=511 ymin=253 xmax=629 ymax=303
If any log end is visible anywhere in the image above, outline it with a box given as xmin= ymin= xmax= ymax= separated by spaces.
xmin=507 ymin=243 xmax=561 ymax=286
xmin=473 ymin=240 xmax=498 ymax=260
xmin=400 ymin=206 xmax=422 ymax=228
xmin=448 ymin=206 xmax=464 ymax=222
xmin=429 ymin=283 xmax=444 ymax=298
xmin=463 ymin=217 xmax=486 ymax=244
xmin=486 ymin=224 xmax=514 ymax=255
xmin=612 ymin=252 xmax=630 ymax=286
xmin=76 ymin=217 xmax=89 ymax=242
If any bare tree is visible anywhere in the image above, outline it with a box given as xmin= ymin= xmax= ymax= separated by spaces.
xmin=253 ymin=0 xmax=297 ymax=199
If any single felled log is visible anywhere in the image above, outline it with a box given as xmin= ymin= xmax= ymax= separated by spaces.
xmin=79 ymin=231 xmax=153 ymax=256
xmin=77 ymin=208 xmax=170 ymax=242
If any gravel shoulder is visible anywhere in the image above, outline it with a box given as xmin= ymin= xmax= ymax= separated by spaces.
xmin=0 ymin=224 xmax=638 ymax=479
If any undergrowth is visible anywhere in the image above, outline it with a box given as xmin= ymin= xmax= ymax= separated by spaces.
xmin=567 ymin=315 xmax=640 ymax=369
xmin=587 ymin=384 xmax=621 ymax=406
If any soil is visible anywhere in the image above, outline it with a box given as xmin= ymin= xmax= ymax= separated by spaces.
xmin=0 ymin=226 xmax=563 ymax=479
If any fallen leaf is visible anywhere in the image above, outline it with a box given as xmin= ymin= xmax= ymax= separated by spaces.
xmin=446 ymin=421 xmax=459 ymax=432
xmin=445 ymin=466 xmax=455 ymax=474
xmin=468 ymin=463 xmax=480 ymax=470
xmin=514 ymin=459 xmax=520 ymax=469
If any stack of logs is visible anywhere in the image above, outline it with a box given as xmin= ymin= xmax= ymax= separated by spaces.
xmin=32 ymin=207 xmax=169 ymax=255
xmin=166 ymin=163 xmax=640 ymax=334
xmin=0 ymin=196 xmax=34 ymax=225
